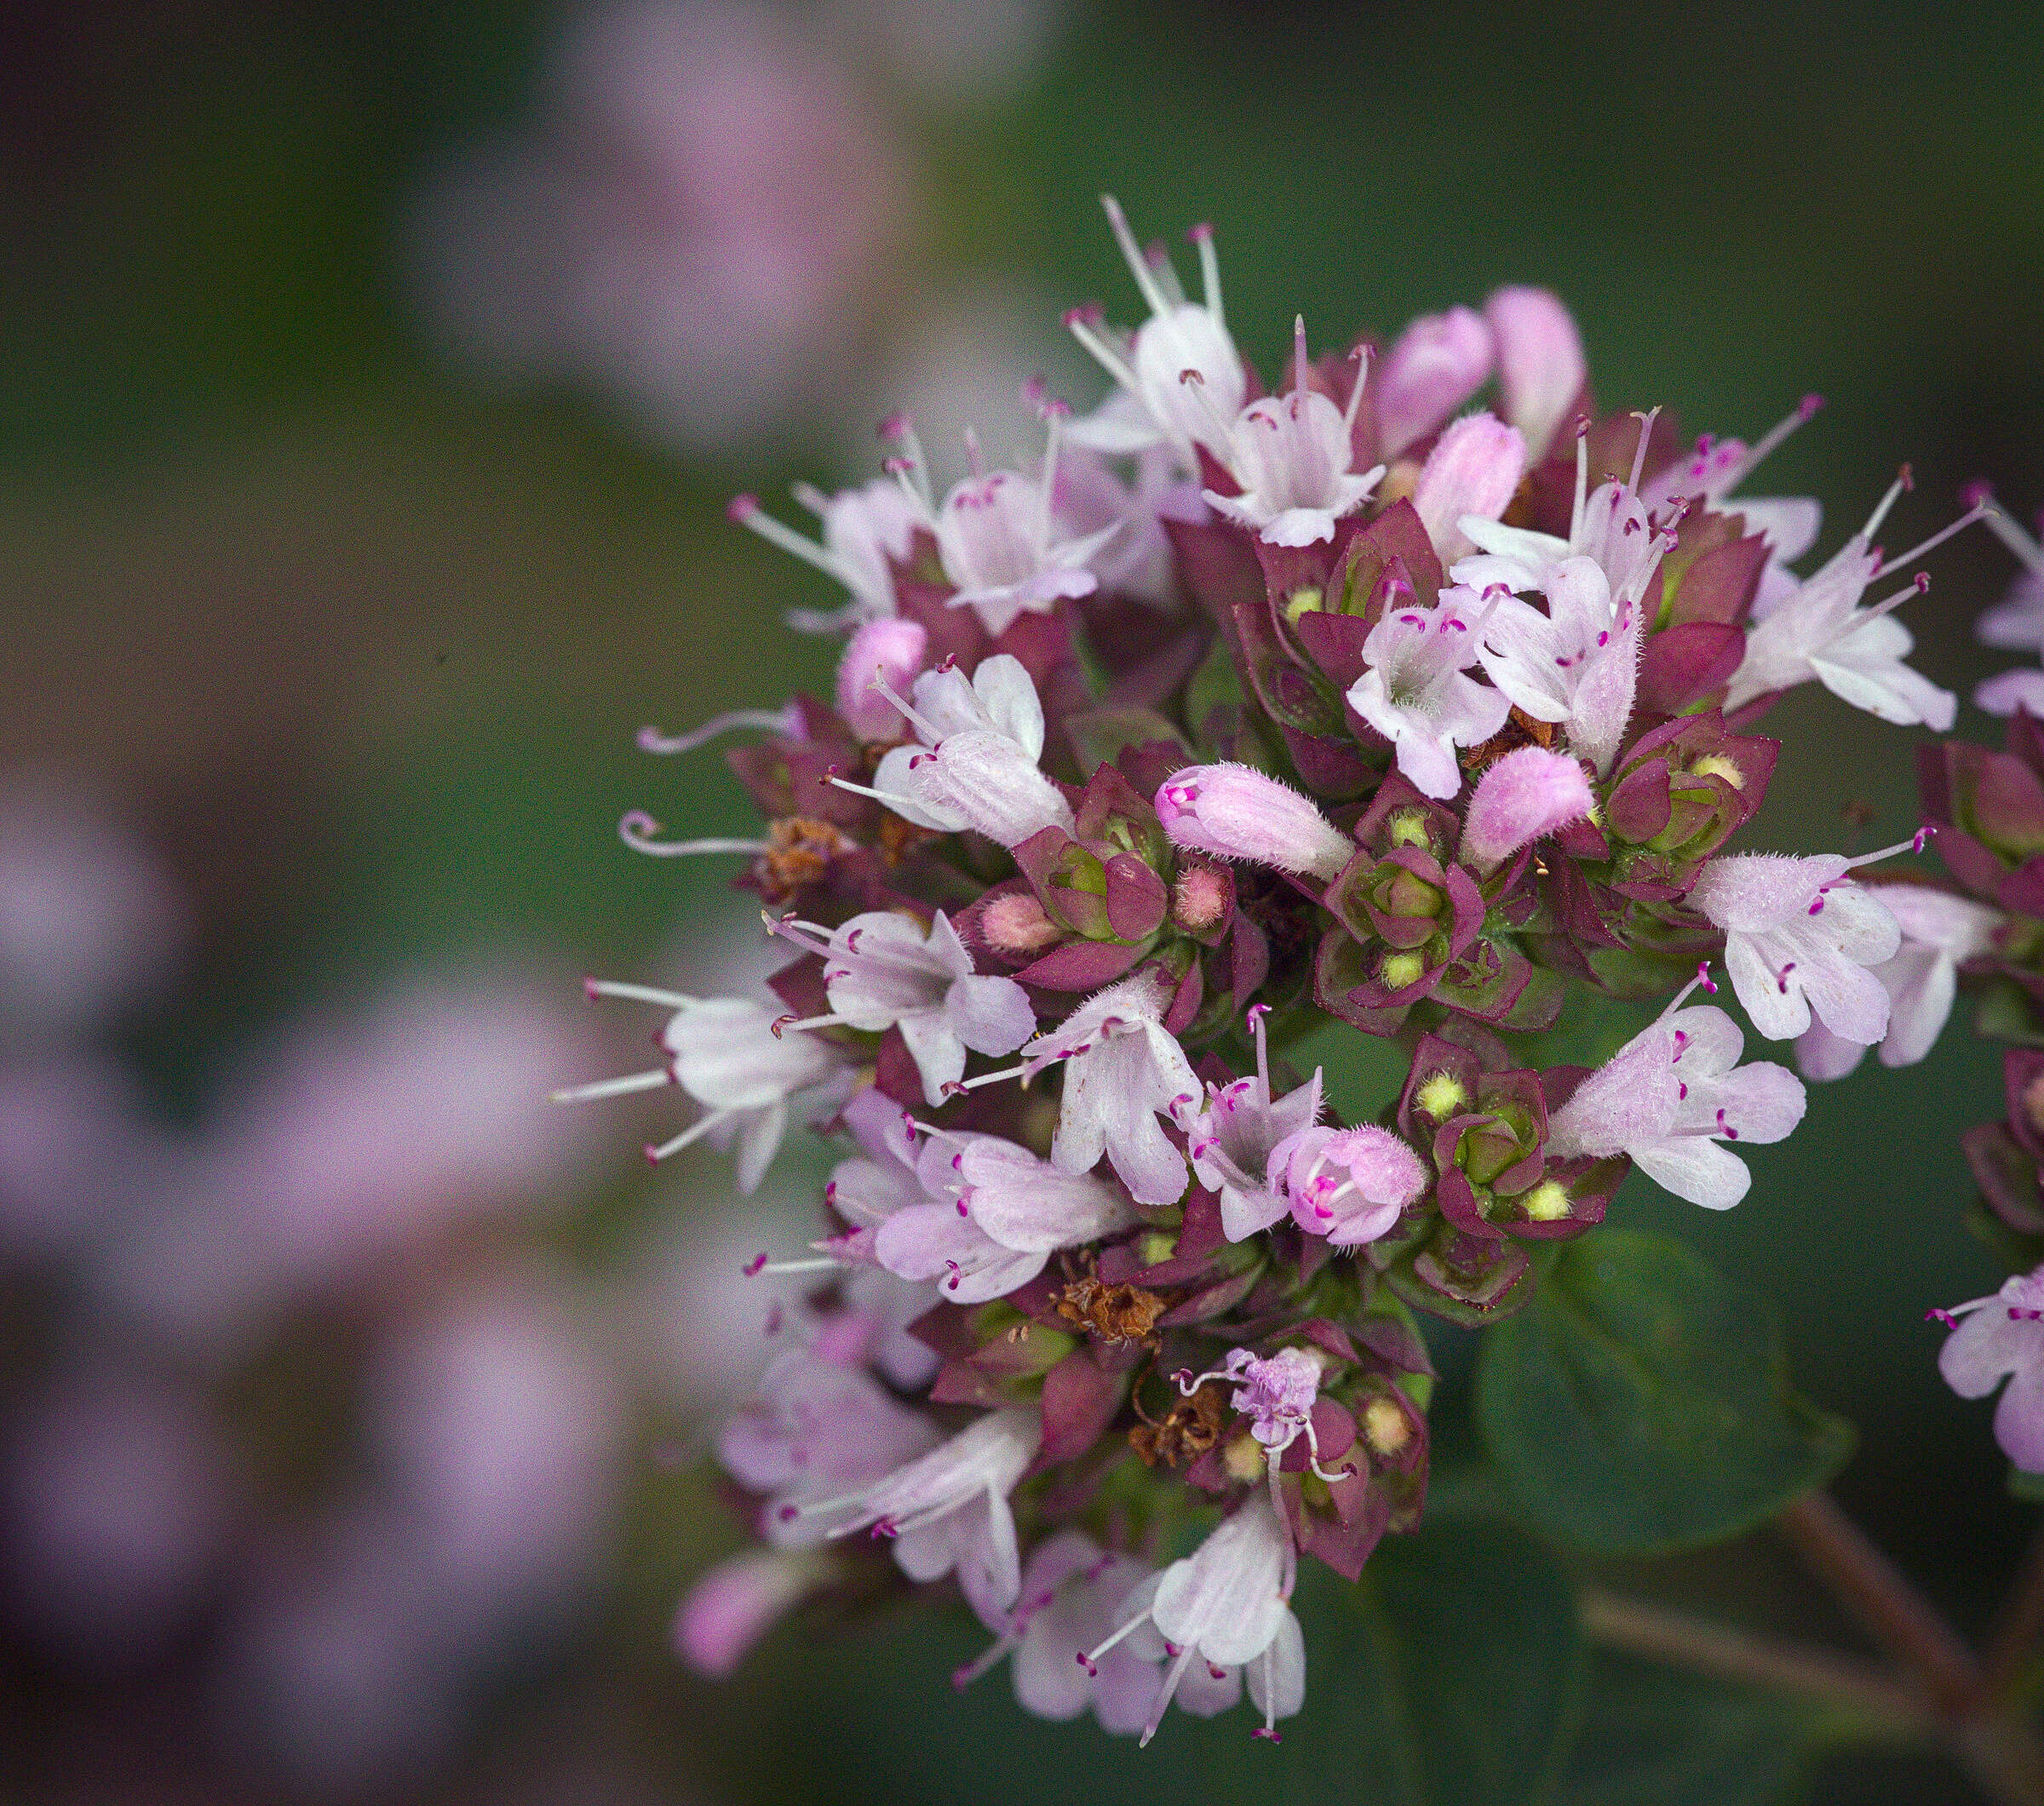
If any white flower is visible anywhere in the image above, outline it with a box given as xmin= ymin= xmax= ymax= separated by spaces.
xmin=1690 ymin=842 xmax=1921 ymax=1046
xmin=1545 ymin=998 xmax=1806 ymax=1211
xmin=1345 ymin=589 xmax=1512 ymax=800
xmin=842 ymin=653 xmax=1077 ymax=847
xmin=823 ymin=1104 xmax=1137 ymax=1304
xmin=1724 ymin=473 xmax=1982 ymax=725
xmin=955 ymin=1532 xmax=1163 ymax=1736
xmin=768 ymin=909 xmax=1036 ymax=1106
xmin=791 ymin=1407 xmax=1041 ymax=1620
xmin=1476 ymin=555 xmax=1651 ymax=777
xmin=1200 ymin=318 xmax=1382 ymax=547
xmin=553 ymin=988 xmax=851 ymax=1192
xmin=716 ymin=1346 xmax=939 ymax=1546
xmin=1065 ymin=198 xmax=1246 ymax=469
xmin=1937 ymin=1266 xmax=2044 ymax=1473
xmin=1082 ymin=1489 xmax=1304 ymax=1746
xmin=1017 ymin=967 xmax=1200 ymax=1207
xmin=1972 ymin=501 xmax=2044 ymax=717
xmin=1795 ymin=884 xmax=2004 ymax=1079
xmin=1184 ymin=1006 xmax=1323 ymax=1241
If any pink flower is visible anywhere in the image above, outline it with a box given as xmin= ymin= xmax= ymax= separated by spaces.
xmin=1346 ymin=593 xmax=1511 ymax=800
xmin=1458 ymin=746 xmax=1594 ymax=874
xmin=1155 ymin=764 xmax=1355 ymax=882
xmin=1374 ymin=307 xmax=1495 ymax=459
xmin=1485 ymin=286 xmax=1584 ymax=461
xmin=835 ymin=616 xmax=929 ymax=741
xmin=1936 ymin=1266 xmax=2044 ymax=1472
xmin=675 ymin=1548 xmax=831 ymax=1677
xmin=1410 ymin=412 xmax=1525 ymax=564
xmin=1183 ymin=1007 xmax=1324 ymax=1241
xmin=1273 ymin=1125 xmax=1428 ymax=1247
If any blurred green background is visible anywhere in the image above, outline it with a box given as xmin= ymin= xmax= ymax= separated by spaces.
xmin=6 ymin=1 xmax=2044 ymax=1800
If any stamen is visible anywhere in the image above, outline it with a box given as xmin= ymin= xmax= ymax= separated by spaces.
xmin=1724 ymin=393 xmax=1823 ymax=490
xmin=1859 ymin=467 xmax=1913 ymax=542
xmin=1065 ymin=310 xmax=1144 ymax=401
xmin=1177 ymin=367 xmax=1241 ymax=464
xmin=1925 ymin=1308 xmax=1960 ymax=1327
xmin=1978 ymin=498 xmax=2044 ymax=574
xmin=951 ymin=1062 xmax=1029 ymax=1093
xmin=1341 ymin=342 xmax=1371 ymax=439
xmin=636 ymin=706 xmax=797 ymax=756
xmin=1627 ymin=407 xmax=1662 ymax=496
xmin=618 ymin=813 xmax=767 ymax=859
xmin=1079 ymin=1609 xmax=1151 ymax=1674
xmin=749 ymin=1255 xmax=845 ymax=1276
xmin=824 ymin=771 xmax=929 ymax=819
xmin=728 ymin=495 xmax=859 ymax=586
xmin=645 ymin=1109 xmax=733 ymax=1164
xmin=1145 ymin=240 xmax=1186 ymax=308
xmin=772 ymin=1012 xmax=851 ymax=1038
xmin=1570 ymin=419 xmax=1590 ymax=543
xmin=1189 ymin=221 xmax=1224 ymax=332
xmin=1293 ymin=314 xmax=1310 ymax=400
xmin=584 ymin=978 xmax=699 ymax=1010
xmin=963 ymin=425 xmax=986 ymax=479
xmin=549 ymin=1068 xmax=673 ymax=1104
xmin=877 ymin=412 xmax=935 ymax=513
xmin=868 ymin=669 xmax=944 ymax=744
xmin=1037 ymin=401 xmax=1068 ymax=548
xmin=1101 ymin=194 xmax=1174 ymax=323
xmin=761 ymin=911 xmax=837 ymax=962
xmin=1878 ymin=501 xmax=1991 ymax=576
xmin=1845 ymin=829 xmax=1930 ymax=870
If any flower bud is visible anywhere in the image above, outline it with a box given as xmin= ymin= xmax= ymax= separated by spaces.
xmin=1375 ymin=307 xmax=1496 ymax=458
xmin=1411 ymin=411 xmax=1526 ymax=563
xmin=834 ymin=616 xmax=927 ymax=742
xmin=1485 ymin=286 xmax=1585 ymax=461
xmin=1458 ymin=746 xmax=1594 ymax=873
xmin=675 ymin=1549 xmax=828 ymax=1677
xmin=1155 ymin=764 xmax=1355 ymax=883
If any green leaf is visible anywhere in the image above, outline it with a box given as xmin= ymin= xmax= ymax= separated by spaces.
xmin=1552 ymin=1654 xmax=1813 ymax=1806
xmin=2009 ymin=1465 xmax=2044 ymax=1503
xmin=1475 ymin=1230 xmax=1854 ymax=1555
xmin=1340 ymin=1515 xmax=1588 ymax=1805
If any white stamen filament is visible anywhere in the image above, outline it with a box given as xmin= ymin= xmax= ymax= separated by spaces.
xmin=585 ymin=979 xmax=699 ymax=1009
xmin=549 ymin=1068 xmax=673 ymax=1104
xmin=1860 ymin=471 xmax=1911 ymax=542
xmin=1066 ymin=313 xmax=1144 ymax=400
xmin=636 ymin=708 xmax=793 ymax=756
xmin=1982 ymin=504 xmax=2044 ymax=573
xmin=1627 ymin=407 xmax=1662 ymax=496
xmin=1102 ymin=194 xmax=1174 ymax=323
xmin=1192 ymin=226 xmax=1224 ymax=333
xmin=617 ymin=820 xmax=770 ymax=859
xmin=646 ymin=1109 xmax=734 ymax=1162
xmin=735 ymin=504 xmax=858 ymax=586
xmin=1724 ymin=395 xmax=1820 ymax=490
xmin=1879 ymin=502 xmax=1991 ymax=576
xmin=1341 ymin=343 xmax=1371 ymax=440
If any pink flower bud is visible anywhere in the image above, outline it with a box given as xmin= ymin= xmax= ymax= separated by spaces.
xmin=1155 ymin=764 xmax=1354 ymax=883
xmin=1411 ymin=412 xmax=1526 ymax=564
xmin=674 ymin=1549 xmax=824 ymax=1677
xmin=835 ymin=616 xmax=928 ymax=742
xmin=1458 ymin=746 xmax=1594 ymax=872
xmin=1485 ymin=286 xmax=1585 ymax=461
xmin=1375 ymin=307 xmax=1496 ymax=458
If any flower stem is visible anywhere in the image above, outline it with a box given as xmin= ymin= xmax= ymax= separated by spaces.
xmin=1774 ymin=1489 xmax=1980 ymax=1716
xmin=1984 ymin=1522 xmax=2044 ymax=1700
xmin=1578 ymin=1588 xmax=1927 ymax=1735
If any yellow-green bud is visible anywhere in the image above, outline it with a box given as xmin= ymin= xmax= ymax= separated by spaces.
xmin=1415 ymin=1070 xmax=1471 ymax=1121
xmin=1380 ymin=949 xmax=1427 ymax=989
xmin=1522 ymin=1179 xmax=1572 ymax=1221
xmin=1363 ymin=1396 xmax=1412 ymax=1456
xmin=1689 ymin=753 xmax=1745 ymax=789
xmin=1223 ymin=1433 xmax=1267 ymax=1482
xmin=1386 ymin=809 xmax=1433 ymax=849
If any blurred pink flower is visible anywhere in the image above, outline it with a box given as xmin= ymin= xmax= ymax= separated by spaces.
xmin=93 ymin=966 xmax=610 ymax=1356
xmin=2 ymin=1360 xmax=238 ymax=1666
xmin=411 ymin=0 xmax=912 ymax=453
xmin=0 ymin=777 xmax=181 ymax=1038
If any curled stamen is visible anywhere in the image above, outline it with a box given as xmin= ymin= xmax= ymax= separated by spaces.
xmin=636 ymin=705 xmax=798 ymax=756
xmin=618 ymin=812 xmax=767 ymax=859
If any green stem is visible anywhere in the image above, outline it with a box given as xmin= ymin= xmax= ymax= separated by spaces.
xmin=1578 ymin=1588 xmax=1928 ymax=1737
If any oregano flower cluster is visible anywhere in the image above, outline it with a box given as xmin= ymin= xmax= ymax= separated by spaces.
xmin=555 ymin=198 xmax=1990 ymax=1744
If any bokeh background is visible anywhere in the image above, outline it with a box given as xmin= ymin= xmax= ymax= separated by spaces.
xmin=5 ymin=1 xmax=2044 ymax=1799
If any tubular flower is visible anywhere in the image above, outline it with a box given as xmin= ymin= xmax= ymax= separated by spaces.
xmin=1546 ymin=991 xmax=1806 ymax=1211
xmin=1184 ymin=1006 xmax=1324 ymax=1241
xmin=1154 ymin=764 xmax=1355 ymax=883
xmin=1690 ymin=840 xmax=1922 ymax=1046
xmin=1346 ymin=591 xmax=1513 ymax=800
xmin=1936 ymin=1267 xmax=2044 ymax=1473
